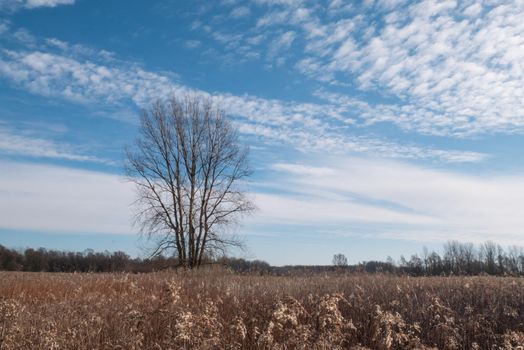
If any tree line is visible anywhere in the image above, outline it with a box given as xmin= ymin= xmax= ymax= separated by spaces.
xmin=2 ymin=240 xmax=524 ymax=276
xmin=273 ymin=240 xmax=524 ymax=276
xmin=0 ymin=246 xmax=148 ymax=273
xmin=321 ymin=240 xmax=524 ymax=276
xmin=0 ymin=245 xmax=270 ymax=273
xmin=392 ymin=240 xmax=524 ymax=276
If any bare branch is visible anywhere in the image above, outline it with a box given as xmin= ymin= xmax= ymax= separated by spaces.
xmin=125 ymin=94 xmax=254 ymax=268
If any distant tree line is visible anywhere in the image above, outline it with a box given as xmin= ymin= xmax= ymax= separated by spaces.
xmin=275 ymin=241 xmax=524 ymax=277
xmin=392 ymin=240 xmax=524 ymax=276
xmin=2 ymin=240 xmax=524 ymax=276
xmin=0 ymin=246 xmax=150 ymax=273
xmin=337 ymin=240 xmax=524 ymax=277
xmin=0 ymin=245 xmax=271 ymax=274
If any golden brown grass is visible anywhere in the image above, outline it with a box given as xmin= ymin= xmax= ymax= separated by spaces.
xmin=1 ymin=268 xmax=524 ymax=349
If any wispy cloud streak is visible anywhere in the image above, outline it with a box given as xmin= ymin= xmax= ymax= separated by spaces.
xmin=0 ymin=0 xmax=75 ymax=11
xmin=0 ymin=124 xmax=111 ymax=163
xmin=264 ymin=156 xmax=524 ymax=245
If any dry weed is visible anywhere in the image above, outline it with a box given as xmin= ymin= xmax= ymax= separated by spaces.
xmin=0 ymin=270 xmax=523 ymax=349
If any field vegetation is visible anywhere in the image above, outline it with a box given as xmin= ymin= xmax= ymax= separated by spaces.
xmin=1 ymin=269 xmax=524 ymax=349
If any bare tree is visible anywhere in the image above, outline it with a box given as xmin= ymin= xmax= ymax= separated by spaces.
xmin=125 ymin=95 xmax=254 ymax=268
xmin=481 ymin=241 xmax=498 ymax=275
xmin=332 ymin=253 xmax=348 ymax=267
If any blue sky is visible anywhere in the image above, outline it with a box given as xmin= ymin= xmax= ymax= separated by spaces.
xmin=1 ymin=0 xmax=524 ymax=265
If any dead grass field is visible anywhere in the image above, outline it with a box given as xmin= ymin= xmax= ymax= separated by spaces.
xmin=1 ymin=269 xmax=524 ymax=349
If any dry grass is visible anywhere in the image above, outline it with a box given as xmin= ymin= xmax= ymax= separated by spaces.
xmin=1 ymin=268 xmax=524 ymax=349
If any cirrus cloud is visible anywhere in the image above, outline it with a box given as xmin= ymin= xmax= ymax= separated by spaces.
xmin=0 ymin=44 xmax=486 ymax=163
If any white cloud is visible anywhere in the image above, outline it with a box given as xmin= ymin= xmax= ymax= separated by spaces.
xmin=157 ymin=0 xmax=524 ymax=137
xmin=0 ymin=161 xmax=133 ymax=234
xmin=0 ymin=47 xmax=484 ymax=163
xmin=251 ymin=192 xmax=436 ymax=226
xmin=0 ymin=124 xmax=110 ymax=163
xmin=275 ymin=30 xmax=295 ymax=47
xmin=2 ymin=154 xmax=522 ymax=245
xmin=268 ymin=156 xmax=524 ymax=245
xmin=0 ymin=159 xmax=432 ymax=242
xmin=0 ymin=19 xmax=9 ymax=35
xmin=230 ymin=5 xmax=251 ymax=18
xmin=236 ymin=121 xmax=487 ymax=163
xmin=463 ymin=2 xmax=482 ymax=17
xmin=0 ymin=0 xmax=74 ymax=11
xmin=25 ymin=0 xmax=74 ymax=8
xmin=219 ymin=0 xmax=524 ymax=137
xmin=184 ymin=40 xmax=201 ymax=49
xmin=272 ymin=163 xmax=335 ymax=177
xmin=267 ymin=30 xmax=296 ymax=62
xmin=45 ymin=37 xmax=69 ymax=50
xmin=11 ymin=28 xmax=36 ymax=46
xmin=0 ymin=50 xmax=179 ymax=105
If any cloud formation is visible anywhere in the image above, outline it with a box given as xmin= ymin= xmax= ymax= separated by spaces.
xmin=300 ymin=1 xmax=524 ymax=136
xmin=0 ymin=46 xmax=486 ymax=163
xmin=230 ymin=5 xmax=251 ymax=18
xmin=0 ymin=124 xmax=110 ymax=163
xmin=0 ymin=161 xmax=133 ymax=234
xmin=265 ymin=156 xmax=524 ymax=245
xmin=3 ymin=154 xmax=523 ymax=246
xmin=0 ymin=0 xmax=74 ymax=11
xmin=197 ymin=0 xmax=524 ymax=137
xmin=25 ymin=0 xmax=74 ymax=8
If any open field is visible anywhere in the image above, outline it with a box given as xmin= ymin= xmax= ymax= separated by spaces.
xmin=1 ymin=270 xmax=524 ymax=349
